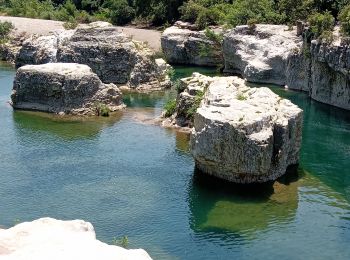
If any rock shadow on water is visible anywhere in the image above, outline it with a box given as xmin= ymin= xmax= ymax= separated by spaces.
xmin=188 ymin=166 xmax=302 ymax=241
xmin=12 ymin=110 xmax=123 ymax=140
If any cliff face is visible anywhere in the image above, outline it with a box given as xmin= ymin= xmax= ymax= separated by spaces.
xmin=223 ymin=24 xmax=350 ymax=111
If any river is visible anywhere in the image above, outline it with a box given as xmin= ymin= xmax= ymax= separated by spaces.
xmin=0 ymin=63 xmax=350 ymax=259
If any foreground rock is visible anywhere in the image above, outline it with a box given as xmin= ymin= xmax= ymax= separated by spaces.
xmin=189 ymin=73 xmax=303 ymax=183
xmin=161 ymin=22 xmax=223 ymax=66
xmin=0 ymin=218 xmax=152 ymax=260
xmin=223 ymin=24 xmax=303 ymax=86
xmin=11 ymin=63 xmax=124 ymax=115
xmin=16 ymin=22 xmax=171 ymax=91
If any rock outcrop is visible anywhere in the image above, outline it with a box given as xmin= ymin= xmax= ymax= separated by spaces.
xmin=11 ymin=63 xmax=124 ymax=115
xmin=223 ymin=24 xmax=303 ymax=86
xmin=15 ymin=22 xmax=171 ymax=91
xmin=189 ymin=73 xmax=303 ymax=183
xmin=161 ymin=22 xmax=223 ymax=66
xmin=162 ymin=73 xmax=211 ymax=129
xmin=223 ymin=24 xmax=350 ymax=110
xmin=0 ymin=218 xmax=152 ymax=260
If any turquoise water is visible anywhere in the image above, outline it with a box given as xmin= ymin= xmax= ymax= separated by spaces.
xmin=0 ymin=63 xmax=350 ymax=259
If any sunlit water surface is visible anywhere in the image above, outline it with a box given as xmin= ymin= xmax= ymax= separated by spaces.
xmin=0 ymin=63 xmax=350 ymax=259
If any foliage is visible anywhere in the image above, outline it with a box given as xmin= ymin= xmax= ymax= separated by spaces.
xmin=164 ymin=98 xmax=177 ymax=117
xmin=103 ymin=0 xmax=135 ymax=25
xmin=319 ymin=30 xmax=334 ymax=44
xmin=339 ymin=4 xmax=350 ymax=36
xmin=112 ymin=235 xmax=129 ymax=248
xmin=186 ymin=90 xmax=204 ymax=119
xmin=308 ymin=11 xmax=335 ymax=38
xmin=94 ymin=102 xmax=110 ymax=117
xmin=236 ymin=92 xmax=247 ymax=101
xmin=1 ymin=0 xmax=348 ymax=30
xmin=63 ymin=20 xmax=78 ymax=29
xmin=0 ymin=21 xmax=14 ymax=40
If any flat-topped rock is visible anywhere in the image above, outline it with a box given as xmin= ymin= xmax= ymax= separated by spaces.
xmin=16 ymin=22 xmax=171 ymax=91
xmin=11 ymin=63 xmax=124 ymax=115
xmin=223 ymin=24 xmax=303 ymax=86
xmin=189 ymin=73 xmax=303 ymax=183
xmin=0 ymin=218 xmax=152 ymax=260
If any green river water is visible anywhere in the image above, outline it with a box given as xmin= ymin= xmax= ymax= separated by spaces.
xmin=0 ymin=63 xmax=350 ymax=259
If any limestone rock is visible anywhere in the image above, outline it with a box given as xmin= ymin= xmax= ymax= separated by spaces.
xmin=223 ymin=24 xmax=303 ymax=86
xmin=15 ymin=22 xmax=171 ymax=91
xmin=307 ymin=40 xmax=350 ymax=110
xmin=162 ymin=73 xmax=213 ymax=128
xmin=161 ymin=24 xmax=223 ymax=66
xmin=0 ymin=218 xmax=152 ymax=260
xmin=16 ymin=29 xmax=74 ymax=68
xmin=189 ymin=73 xmax=303 ymax=183
xmin=11 ymin=63 xmax=124 ymax=115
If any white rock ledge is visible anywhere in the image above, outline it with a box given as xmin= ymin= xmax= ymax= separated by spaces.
xmin=190 ymin=74 xmax=303 ymax=184
xmin=0 ymin=218 xmax=152 ymax=260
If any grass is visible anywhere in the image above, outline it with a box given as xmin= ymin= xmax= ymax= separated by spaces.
xmin=236 ymin=92 xmax=247 ymax=101
xmin=94 ymin=102 xmax=110 ymax=117
xmin=112 ymin=236 xmax=129 ymax=248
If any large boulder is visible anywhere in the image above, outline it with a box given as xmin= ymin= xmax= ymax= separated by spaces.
xmin=223 ymin=24 xmax=303 ymax=86
xmin=161 ymin=22 xmax=223 ymax=66
xmin=15 ymin=22 xmax=171 ymax=91
xmin=189 ymin=73 xmax=303 ymax=183
xmin=11 ymin=63 xmax=124 ymax=115
xmin=0 ymin=218 xmax=152 ymax=260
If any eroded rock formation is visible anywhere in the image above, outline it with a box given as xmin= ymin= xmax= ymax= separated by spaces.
xmin=15 ymin=22 xmax=171 ymax=91
xmin=11 ymin=63 xmax=124 ymax=115
xmin=223 ymin=24 xmax=303 ymax=86
xmin=189 ymin=73 xmax=303 ymax=183
xmin=0 ymin=218 xmax=152 ymax=260
xmin=161 ymin=22 xmax=223 ymax=66
xmin=223 ymin=24 xmax=350 ymax=110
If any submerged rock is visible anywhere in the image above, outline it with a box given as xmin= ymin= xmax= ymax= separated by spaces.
xmin=223 ymin=24 xmax=303 ymax=86
xmin=189 ymin=73 xmax=303 ymax=183
xmin=0 ymin=218 xmax=152 ymax=260
xmin=161 ymin=23 xmax=223 ymax=66
xmin=11 ymin=63 xmax=124 ymax=115
xmin=15 ymin=22 xmax=171 ymax=91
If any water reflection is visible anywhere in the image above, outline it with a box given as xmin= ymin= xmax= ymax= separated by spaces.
xmin=12 ymin=110 xmax=123 ymax=140
xmin=188 ymin=167 xmax=300 ymax=239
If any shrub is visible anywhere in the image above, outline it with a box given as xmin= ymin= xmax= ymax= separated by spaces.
xmin=63 ymin=20 xmax=78 ymax=29
xmin=94 ymin=102 xmax=110 ymax=117
xmin=247 ymin=18 xmax=258 ymax=32
xmin=164 ymin=99 xmax=177 ymax=117
xmin=186 ymin=90 xmax=204 ymax=119
xmin=103 ymin=0 xmax=135 ymax=25
xmin=179 ymin=1 xmax=206 ymax=24
xmin=339 ymin=4 xmax=350 ymax=36
xmin=308 ymin=11 xmax=335 ymax=38
xmin=319 ymin=30 xmax=334 ymax=44
xmin=0 ymin=21 xmax=14 ymax=40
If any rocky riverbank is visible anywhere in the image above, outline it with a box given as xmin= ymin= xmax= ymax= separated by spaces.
xmin=161 ymin=22 xmax=350 ymax=111
xmin=0 ymin=218 xmax=152 ymax=260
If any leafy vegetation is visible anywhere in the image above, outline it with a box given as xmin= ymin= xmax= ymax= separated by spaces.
xmin=94 ymin=102 xmax=110 ymax=117
xmin=186 ymin=90 xmax=204 ymax=119
xmin=0 ymin=21 xmax=14 ymax=43
xmin=0 ymin=0 xmax=349 ymax=30
xmin=308 ymin=11 xmax=335 ymax=38
xmin=339 ymin=3 xmax=350 ymax=36
xmin=164 ymin=98 xmax=177 ymax=117
xmin=112 ymin=235 xmax=129 ymax=248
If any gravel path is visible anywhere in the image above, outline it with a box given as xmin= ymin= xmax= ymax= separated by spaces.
xmin=0 ymin=16 xmax=162 ymax=50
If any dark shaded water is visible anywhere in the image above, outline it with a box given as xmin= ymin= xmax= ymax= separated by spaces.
xmin=0 ymin=63 xmax=350 ymax=259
